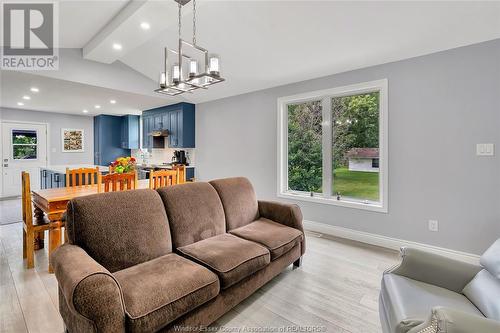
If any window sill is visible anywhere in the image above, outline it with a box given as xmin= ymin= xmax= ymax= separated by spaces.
xmin=278 ymin=191 xmax=387 ymax=213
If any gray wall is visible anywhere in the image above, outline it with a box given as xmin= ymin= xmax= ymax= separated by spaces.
xmin=196 ymin=39 xmax=500 ymax=255
xmin=0 ymin=107 xmax=94 ymax=165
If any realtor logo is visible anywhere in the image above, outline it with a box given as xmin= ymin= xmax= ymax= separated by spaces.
xmin=1 ymin=2 xmax=59 ymax=70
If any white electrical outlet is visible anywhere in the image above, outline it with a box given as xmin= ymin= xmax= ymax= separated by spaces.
xmin=428 ymin=220 xmax=439 ymax=232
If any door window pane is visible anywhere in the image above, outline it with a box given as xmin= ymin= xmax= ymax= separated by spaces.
xmin=13 ymin=145 xmax=37 ymax=159
xmin=12 ymin=129 xmax=38 ymax=160
xmin=287 ymin=100 xmax=323 ymax=193
xmin=13 ymin=130 xmax=37 ymax=144
xmin=332 ymin=92 xmax=379 ymax=201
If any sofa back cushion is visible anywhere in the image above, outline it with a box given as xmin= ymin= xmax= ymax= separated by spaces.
xmin=209 ymin=177 xmax=259 ymax=230
xmin=66 ymin=189 xmax=172 ymax=272
xmin=480 ymin=238 xmax=500 ymax=279
xmin=463 ymin=269 xmax=500 ymax=320
xmin=157 ymin=182 xmax=226 ymax=248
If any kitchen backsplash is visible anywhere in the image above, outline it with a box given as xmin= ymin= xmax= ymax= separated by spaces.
xmin=131 ymin=147 xmax=195 ymax=166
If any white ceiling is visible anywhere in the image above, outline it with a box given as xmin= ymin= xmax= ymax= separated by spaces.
xmin=2 ymin=0 xmax=500 ymax=114
xmin=0 ymin=71 xmax=167 ymax=116
xmin=59 ymin=0 xmax=129 ymax=48
xmin=118 ymin=0 xmax=500 ymax=104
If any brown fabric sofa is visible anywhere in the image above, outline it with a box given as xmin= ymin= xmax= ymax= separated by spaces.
xmin=52 ymin=177 xmax=305 ymax=333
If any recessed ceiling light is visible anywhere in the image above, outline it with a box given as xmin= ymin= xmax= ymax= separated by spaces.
xmin=110 ymin=99 xmax=116 ymax=104
xmin=94 ymin=105 xmax=101 ymax=109
xmin=82 ymin=109 xmax=89 ymax=114
xmin=140 ymin=22 xmax=150 ymax=30
xmin=17 ymin=102 xmax=24 ymax=106
xmin=112 ymin=43 xmax=122 ymax=50
xmin=30 ymin=87 xmax=39 ymax=93
xmin=22 ymin=95 xmax=31 ymax=100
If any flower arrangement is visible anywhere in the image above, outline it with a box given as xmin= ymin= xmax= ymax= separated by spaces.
xmin=110 ymin=156 xmax=136 ymax=173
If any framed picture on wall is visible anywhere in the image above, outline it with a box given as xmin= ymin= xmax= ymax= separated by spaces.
xmin=62 ymin=128 xmax=84 ymax=153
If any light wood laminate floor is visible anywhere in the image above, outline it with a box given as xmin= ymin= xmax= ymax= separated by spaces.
xmin=0 ymin=219 xmax=399 ymax=333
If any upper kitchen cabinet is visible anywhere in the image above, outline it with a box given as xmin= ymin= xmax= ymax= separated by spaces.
xmin=121 ymin=115 xmax=140 ymax=149
xmin=142 ymin=102 xmax=195 ymax=149
xmin=94 ymin=115 xmax=131 ymax=166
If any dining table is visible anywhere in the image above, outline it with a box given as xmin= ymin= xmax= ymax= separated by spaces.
xmin=31 ymin=179 xmax=150 ymax=273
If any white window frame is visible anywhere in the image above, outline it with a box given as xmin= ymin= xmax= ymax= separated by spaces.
xmin=277 ymin=79 xmax=388 ymax=213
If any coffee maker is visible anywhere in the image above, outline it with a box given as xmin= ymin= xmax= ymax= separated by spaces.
xmin=172 ymin=150 xmax=187 ymax=165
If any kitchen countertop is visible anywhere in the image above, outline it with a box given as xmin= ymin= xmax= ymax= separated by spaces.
xmin=137 ymin=164 xmax=195 ymax=169
xmin=41 ymin=165 xmax=110 ymax=173
xmin=41 ymin=164 xmax=195 ymax=174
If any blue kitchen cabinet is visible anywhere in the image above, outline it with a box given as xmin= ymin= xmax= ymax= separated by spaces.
xmin=154 ymin=114 xmax=163 ymax=130
xmin=173 ymin=103 xmax=195 ymax=148
xmin=121 ymin=115 xmax=140 ymax=149
xmin=186 ymin=167 xmax=195 ymax=182
xmin=142 ymin=115 xmax=153 ymax=149
xmin=94 ymin=115 xmax=131 ymax=166
xmin=162 ymin=113 xmax=170 ymax=132
xmin=169 ymin=110 xmax=179 ymax=147
xmin=142 ymin=102 xmax=195 ymax=149
xmin=142 ymin=115 xmax=165 ymax=149
xmin=142 ymin=115 xmax=149 ymax=149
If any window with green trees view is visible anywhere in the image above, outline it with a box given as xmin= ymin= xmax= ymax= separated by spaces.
xmin=12 ymin=130 xmax=38 ymax=160
xmin=332 ymin=92 xmax=379 ymax=201
xmin=287 ymin=100 xmax=323 ymax=193
xmin=279 ymin=80 xmax=387 ymax=211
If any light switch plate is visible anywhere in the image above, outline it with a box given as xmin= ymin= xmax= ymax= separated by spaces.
xmin=476 ymin=143 xmax=494 ymax=156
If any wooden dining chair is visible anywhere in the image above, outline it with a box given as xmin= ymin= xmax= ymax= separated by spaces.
xmin=22 ymin=172 xmax=50 ymax=268
xmin=98 ymin=171 xmax=138 ymax=193
xmin=149 ymin=170 xmax=178 ymax=189
xmin=66 ymin=167 xmax=99 ymax=187
xmin=172 ymin=165 xmax=186 ymax=184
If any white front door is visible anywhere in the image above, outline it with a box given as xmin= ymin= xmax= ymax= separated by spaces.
xmin=1 ymin=122 xmax=48 ymax=197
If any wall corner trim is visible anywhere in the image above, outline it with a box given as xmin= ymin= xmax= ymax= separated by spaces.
xmin=303 ymin=220 xmax=480 ymax=264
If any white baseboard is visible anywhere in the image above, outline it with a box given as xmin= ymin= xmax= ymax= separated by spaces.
xmin=303 ymin=220 xmax=480 ymax=264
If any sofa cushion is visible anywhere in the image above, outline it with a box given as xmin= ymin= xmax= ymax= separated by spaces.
xmin=463 ymin=269 xmax=500 ymax=321
xmin=480 ymin=238 xmax=500 ymax=279
xmin=229 ymin=218 xmax=303 ymax=260
xmin=381 ymin=274 xmax=483 ymax=333
xmin=178 ymin=233 xmax=270 ymax=289
xmin=157 ymin=183 xmax=226 ymax=248
xmin=113 ymin=253 xmax=219 ymax=333
xmin=66 ymin=189 xmax=171 ymax=272
xmin=209 ymin=177 xmax=259 ymax=230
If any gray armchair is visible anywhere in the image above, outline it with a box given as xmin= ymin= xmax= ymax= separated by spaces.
xmin=380 ymin=239 xmax=500 ymax=333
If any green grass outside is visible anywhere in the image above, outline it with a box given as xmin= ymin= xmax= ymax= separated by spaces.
xmin=333 ymin=168 xmax=379 ymax=201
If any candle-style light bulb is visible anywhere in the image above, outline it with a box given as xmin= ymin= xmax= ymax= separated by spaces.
xmin=159 ymin=72 xmax=167 ymax=88
xmin=209 ymin=55 xmax=220 ymax=76
xmin=172 ymin=64 xmax=180 ymax=84
xmin=189 ymin=59 xmax=198 ymax=78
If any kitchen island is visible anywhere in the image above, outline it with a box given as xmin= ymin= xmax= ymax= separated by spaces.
xmin=136 ymin=164 xmax=195 ymax=181
xmin=40 ymin=165 xmax=109 ymax=189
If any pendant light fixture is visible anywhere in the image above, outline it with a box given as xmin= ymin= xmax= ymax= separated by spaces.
xmin=155 ymin=0 xmax=225 ymax=96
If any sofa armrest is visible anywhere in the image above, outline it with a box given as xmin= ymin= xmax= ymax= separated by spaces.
xmin=408 ymin=307 xmax=500 ymax=333
xmin=51 ymin=244 xmax=126 ymax=333
xmin=387 ymin=247 xmax=481 ymax=293
xmin=258 ymin=200 xmax=305 ymax=254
